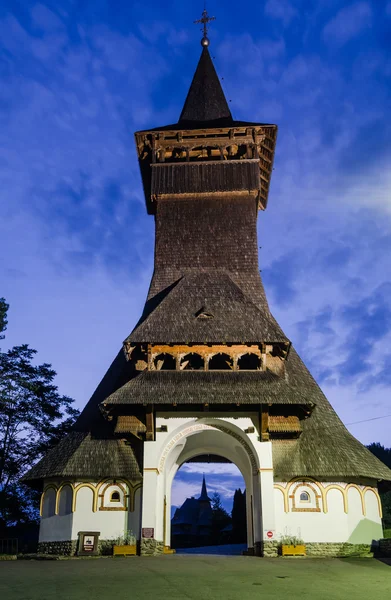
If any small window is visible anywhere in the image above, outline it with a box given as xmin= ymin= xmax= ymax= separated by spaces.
xmin=300 ymin=492 xmax=310 ymax=502
xmin=237 ymin=353 xmax=261 ymax=370
xmin=180 ymin=353 xmax=204 ymax=371
xmin=153 ymin=353 xmax=176 ymax=370
xmin=111 ymin=491 xmax=121 ymax=502
xmin=208 ymin=353 xmax=233 ymax=371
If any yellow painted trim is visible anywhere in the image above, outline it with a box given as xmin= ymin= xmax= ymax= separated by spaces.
xmin=259 ymin=468 xmax=274 ymax=472
xmin=345 ymin=484 xmax=365 ymax=516
xmin=274 ymin=484 xmax=288 ymax=513
xmin=363 ymin=486 xmax=382 ymax=518
xmin=98 ymin=481 xmax=128 ymax=511
xmin=290 ymin=482 xmax=321 ymax=512
xmin=94 ymin=479 xmax=142 ymax=513
xmin=144 ymin=468 xmax=160 ymax=474
xmin=278 ymin=480 xmax=379 ymax=518
xmin=96 ymin=477 xmax=132 ymax=492
xmin=324 ymin=485 xmax=347 ymax=514
xmin=40 ymin=484 xmax=58 ymax=517
xmin=55 ymin=482 xmax=74 ymax=515
xmin=73 ymin=483 xmax=98 ymax=513
xmin=287 ymin=478 xmax=326 ymax=513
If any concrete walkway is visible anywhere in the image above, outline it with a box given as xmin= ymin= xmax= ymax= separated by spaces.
xmin=1 ymin=555 xmax=391 ymax=600
xmin=176 ymin=543 xmax=247 ymax=555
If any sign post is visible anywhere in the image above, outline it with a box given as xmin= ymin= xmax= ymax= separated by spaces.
xmin=77 ymin=531 xmax=100 ymax=556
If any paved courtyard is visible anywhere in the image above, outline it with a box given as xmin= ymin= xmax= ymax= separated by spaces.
xmin=2 ymin=555 xmax=391 ymax=600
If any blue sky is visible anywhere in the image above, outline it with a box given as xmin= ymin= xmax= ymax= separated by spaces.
xmin=1 ymin=1 xmax=391 ymax=510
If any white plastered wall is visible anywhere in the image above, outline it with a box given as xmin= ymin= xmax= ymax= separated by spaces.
xmin=274 ymin=481 xmax=383 ymax=543
xmin=71 ymin=485 xmax=126 ymax=540
xmin=39 ymin=480 xmax=141 ymax=543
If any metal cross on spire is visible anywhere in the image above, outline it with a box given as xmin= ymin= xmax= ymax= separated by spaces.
xmin=194 ymin=6 xmax=216 ymax=47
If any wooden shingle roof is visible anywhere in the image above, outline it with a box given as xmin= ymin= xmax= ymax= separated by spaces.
xmin=127 ymin=272 xmax=289 ymax=344
xmin=102 ymin=370 xmax=314 ymax=407
xmin=179 ymin=46 xmax=232 ymax=126
xmin=269 ymin=415 xmax=301 ymax=433
xmin=22 ymin=430 xmax=142 ymax=483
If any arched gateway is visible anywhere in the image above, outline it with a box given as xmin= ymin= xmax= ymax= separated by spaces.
xmin=24 ymin=12 xmax=391 ymax=557
xmin=145 ymin=418 xmax=264 ymax=552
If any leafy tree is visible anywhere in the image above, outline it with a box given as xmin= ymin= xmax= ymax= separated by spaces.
xmin=231 ymin=488 xmax=247 ymax=543
xmin=210 ymin=492 xmax=231 ymax=543
xmin=367 ymin=443 xmax=391 ymax=529
xmin=0 ymin=297 xmax=8 ymax=340
xmin=0 ymin=299 xmax=79 ymax=528
xmin=367 ymin=443 xmax=391 ymax=469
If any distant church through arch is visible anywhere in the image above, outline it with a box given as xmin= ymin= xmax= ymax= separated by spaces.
xmin=171 ymin=471 xmax=247 ymax=551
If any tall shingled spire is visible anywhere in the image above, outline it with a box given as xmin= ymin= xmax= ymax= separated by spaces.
xmin=179 ymin=47 xmax=232 ymax=125
xmin=199 ymin=475 xmax=210 ymax=502
xmin=179 ymin=9 xmax=233 ymax=126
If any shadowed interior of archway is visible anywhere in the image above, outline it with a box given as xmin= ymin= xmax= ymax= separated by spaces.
xmin=171 ymin=456 xmax=247 ymax=554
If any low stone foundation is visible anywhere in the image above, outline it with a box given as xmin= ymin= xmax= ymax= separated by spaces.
xmin=37 ymin=540 xmax=78 ymax=556
xmin=305 ymin=543 xmax=371 ymax=557
xmin=262 ymin=541 xmax=279 ymax=557
xmin=140 ymin=538 xmax=164 ymax=556
xmin=379 ymin=539 xmax=391 ymax=557
xmin=261 ymin=541 xmax=371 ymax=558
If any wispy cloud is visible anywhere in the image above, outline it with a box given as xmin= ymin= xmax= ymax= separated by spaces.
xmin=1 ymin=1 xmax=390 ymax=449
xmin=264 ymin=0 xmax=298 ymax=27
xmin=322 ymin=2 xmax=372 ymax=46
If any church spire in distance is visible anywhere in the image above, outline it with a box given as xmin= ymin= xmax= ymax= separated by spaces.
xmin=178 ymin=8 xmax=233 ymax=126
xmin=199 ymin=475 xmax=211 ymax=502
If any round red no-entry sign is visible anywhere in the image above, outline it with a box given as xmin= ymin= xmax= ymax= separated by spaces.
xmin=266 ymin=531 xmax=273 ymax=539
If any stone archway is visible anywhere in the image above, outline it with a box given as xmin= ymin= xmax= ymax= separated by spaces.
xmin=156 ymin=419 xmax=262 ymax=552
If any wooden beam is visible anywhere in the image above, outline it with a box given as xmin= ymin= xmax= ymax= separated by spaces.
xmin=261 ymin=405 xmax=269 ymax=442
xmin=145 ymin=404 xmax=155 ymax=441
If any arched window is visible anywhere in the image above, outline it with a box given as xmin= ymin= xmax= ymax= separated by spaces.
xmin=153 ymin=353 xmax=176 ymax=370
xmin=180 ymin=353 xmax=204 ymax=371
xmin=111 ymin=491 xmax=121 ymax=502
xmin=208 ymin=353 xmax=233 ymax=371
xmin=42 ymin=488 xmax=56 ymax=518
xmin=58 ymin=485 xmax=73 ymax=516
xmin=237 ymin=353 xmax=261 ymax=370
xmin=300 ymin=492 xmax=310 ymax=502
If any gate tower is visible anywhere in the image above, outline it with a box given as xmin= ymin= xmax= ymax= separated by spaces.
xmin=25 ymin=13 xmax=391 ymax=557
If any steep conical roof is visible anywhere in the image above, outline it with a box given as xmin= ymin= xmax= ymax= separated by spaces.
xmin=179 ymin=46 xmax=233 ymax=126
xmin=199 ymin=475 xmax=211 ymax=502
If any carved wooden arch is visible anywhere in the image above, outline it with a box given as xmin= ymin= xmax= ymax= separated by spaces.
xmin=237 ymin=352 xmax=262 ymax=371
xmin=151 ymin=351 xmax=177 ymax=370
xmin=40 ymin=484 xmax=58 ymax=517
xmin=55 ymin=482 xmax=74 ymax=515
xmin=73 ymin=483 xmax=98 ymax=513
xmin=207 ymin=352 xmax=234 ymax=370
xmin=323 ymin=484 xmax=347 ymax=514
